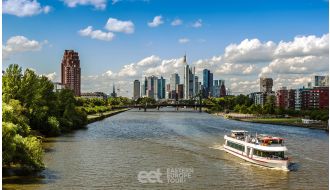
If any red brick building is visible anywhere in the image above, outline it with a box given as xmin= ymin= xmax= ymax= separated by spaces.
xmin=309 ymin=87 xmax=329 ymax=109
xmin=61 ymin=50 xmax=81 ymax=96
xmin=276 ymin=87 xmax=289 ymax=109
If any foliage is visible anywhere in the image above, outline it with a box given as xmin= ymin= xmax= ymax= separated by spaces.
xmin=2 ymin=64 xmax=89 ymax=170
xmin=135 ymin=97 xmax=156 ymax=105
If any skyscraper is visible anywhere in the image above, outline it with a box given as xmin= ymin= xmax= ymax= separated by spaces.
xmin=170 ymin=73 xmax=180 ymax=91
xmin=146 ymin=76 xmax=158 ymax=100
xmin=110 ymin=83 xmax=117 ymax=98
xmin=183 ymin=54 xmax=195 ymax=99
xmin=61 ymin=50 xmax=81 ymax=96
xmin=260 ymin=77 xmax=273 ymax=93
xmin=133 ymin=80 xmax=140 ymax=100
xmin=203 ymin=69 xmax=213 ymax=98
xmin=157 ymin=76 xmax=166 ymax=99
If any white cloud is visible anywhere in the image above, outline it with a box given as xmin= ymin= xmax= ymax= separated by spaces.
xmin=3 ymin=0 xmax=51 ymax=17
xmin=274 ymin=34 xmax=329 ymax=58
xmin=105 ymin=18 xmax=135 ymax=34
xmin=148 ymin=15 xmax=164 ymax=27
xmin=63 ymin=0 xmax=107 ymax=10
xmin=171 ymin=19 xmax=182 ymax=26
xmin=78 ymin=26 xmax=115 ymax=41
xmin=42 ymin=72 xmax=57 ymax=81
xmin=81 ymin=33 xmax=328 ymax=96
xmin=216 ymin=63 xmax=258 ymax=75
xmin=3 ymin=36 xmax=45 ymax=59
xmin=178 ymin=38 xmax=190 ymax=44
xmin=192 ymin=19 xmax=202 ymax=28
xmin=223 ymin=39 xmax=276 ymax=63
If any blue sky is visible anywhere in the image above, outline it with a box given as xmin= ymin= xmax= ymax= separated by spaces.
xmin=3 ymin=0 xmax=329 ymax=96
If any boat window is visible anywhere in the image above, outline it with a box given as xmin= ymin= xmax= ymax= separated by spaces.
xmin=227 ymin=141 xmax=245 ymax=151
xmin=253 ymin=150 xmax=284 ymax=158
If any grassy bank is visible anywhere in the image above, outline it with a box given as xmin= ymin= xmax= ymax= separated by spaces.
xmin=87 ymin=108 xmax=129 ymax=123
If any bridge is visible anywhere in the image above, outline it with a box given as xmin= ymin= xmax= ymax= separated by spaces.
xmin=128 ymin=92 xmax=213 ymax=112
xmin=129 ymin=103 xmax=213 ymax=112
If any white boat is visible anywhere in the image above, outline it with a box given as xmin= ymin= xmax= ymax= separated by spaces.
xmin=223 ymin=130 xmax=291 ymax=171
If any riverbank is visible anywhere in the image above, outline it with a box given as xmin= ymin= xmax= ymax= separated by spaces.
xmin=87 ymin=108 xmax=129 ymax=123
xmin=213 ymin=112 xmax=328 ymax=131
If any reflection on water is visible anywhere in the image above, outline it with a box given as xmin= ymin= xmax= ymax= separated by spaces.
xmin=3 ymin=108 xmax=329 ymax=189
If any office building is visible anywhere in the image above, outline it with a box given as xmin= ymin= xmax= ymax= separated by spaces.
xmin=61 ymin=50 xmax=81 ymax=96
xmin=203 ymin=69 xmax=213 ymax=98
xmin=170 ymin=73 xmax=180 ymax=91
xmin=157 ymin=76 xmax=166 ymax=99
xmin=133 ymin=80 xmax=140 ymax=100
xmin=183 ymin=54 xmax=195 ymax=99
xmin=260 ymin=77 xmax=273 ymax=93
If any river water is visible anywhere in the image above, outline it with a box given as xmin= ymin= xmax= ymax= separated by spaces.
xmin=3 ymin=109 xmax=329 ymax=189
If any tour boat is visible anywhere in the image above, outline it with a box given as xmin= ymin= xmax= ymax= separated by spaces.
xmin=223 ymin=130 xmax=290 ymax=171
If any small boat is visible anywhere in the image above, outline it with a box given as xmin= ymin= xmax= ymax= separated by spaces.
xmin=223 ymin=130 xmax=291 ymax=171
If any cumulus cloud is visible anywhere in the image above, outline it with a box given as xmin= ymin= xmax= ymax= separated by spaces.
xmin=223 ymin=39 xmax=276 ymax=63
xmin=62 ymin=0 xmax=107 ymax=9
xmin=78 ymin=26 xmax=115 ymax=41
xmin=3 ymin=36 xmax=45 ymax=59
xmin=81 ymin=33 xmax=328 ymax=96
xmin=192 ymin=19 xmax=202 ymax=28
xmin=148 ymin=15 xmax=164 ymax=27
xmin=105 ymin=18 xmax=134 ymax=34
xmin=171 ymin=19 xmax=182 ymax=26
xmin=42 ymin=72 xmax=57 ymax=81
xmin=3 ymin=0 xmax=51 ymax=17
xmin=178 ymin=38 xmax=190 ymax=44
xmin=274 ymin=34 xmax=329 ymax=58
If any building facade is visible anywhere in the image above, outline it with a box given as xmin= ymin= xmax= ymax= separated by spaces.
xmin=183 ymin=55 xmax=195 ymax=99
xmin=61 ymin=50 xmax=81 ymax=96
xmin=203 ymin=69 xmax=213 ymax=98
xmin=260 ymin=77 xmax=273 ymax=93
xmin=276 ymin=87 xmax=289 ymax=109
xmin=157 ymin=76 xmax=166 ymax=99
xmin=133 ymin=80 xmax=140 ymax=100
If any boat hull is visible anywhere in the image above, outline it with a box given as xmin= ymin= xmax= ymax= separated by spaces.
xmin=223 ymin=145 xmax=289 ymax=171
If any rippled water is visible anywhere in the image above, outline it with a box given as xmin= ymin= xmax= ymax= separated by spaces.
xmin=3 ymin=109 xmax=329 ymax=189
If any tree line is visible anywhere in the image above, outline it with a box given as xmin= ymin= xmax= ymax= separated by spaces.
xmin=2 ymin=64 xmax=133 ymax=171
xmin=205 ymin=94 xmax=328 ymax=121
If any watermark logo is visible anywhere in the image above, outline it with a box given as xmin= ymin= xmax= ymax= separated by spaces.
xmin=137 ymin=168 xmax=194 ymax=184
xmin=138 ymin=168 xmax=163 ymax=183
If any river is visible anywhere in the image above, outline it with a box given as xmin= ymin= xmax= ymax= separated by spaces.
xmin=3 ymin=108 xmax=329 ymax=189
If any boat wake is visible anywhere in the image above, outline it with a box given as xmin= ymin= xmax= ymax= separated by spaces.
xmin=304 ymin=157 xmax=328 ymax=164
xmin=209 ymin=144 xmax=224 ymax=150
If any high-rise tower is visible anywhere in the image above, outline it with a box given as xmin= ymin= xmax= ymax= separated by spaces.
xmin=61 ymin=50 xmax=81 ymax=96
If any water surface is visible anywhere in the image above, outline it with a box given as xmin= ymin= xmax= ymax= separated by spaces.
xmin=3 ymin=109 xmax=329 ymax=189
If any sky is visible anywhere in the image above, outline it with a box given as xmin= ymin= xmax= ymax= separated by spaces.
xmin=3 ymin=0 xmax=329 ymax=97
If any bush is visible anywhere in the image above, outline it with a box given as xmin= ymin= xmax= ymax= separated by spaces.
xmin=14 ymin=135 xmax=44 ymax=170
xmin=47 ymin=116 xmax=61 ymax=136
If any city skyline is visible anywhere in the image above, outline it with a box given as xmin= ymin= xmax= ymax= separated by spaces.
xmin=3 ymin=0 xmax=329 ymax=97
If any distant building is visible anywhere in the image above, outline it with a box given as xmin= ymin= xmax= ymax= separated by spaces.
xmin=166 ymin=83 xmax=171 ymax=99
xmin=53 ymin=82 xmax=65 ymax=92
xmin=276 ymin=87 xmax=288 ymax=109
xmin=260 ymin=77 xmax=273 ymax=93
xmin=146 ymin=76 xmax=158 ymax=100
xmin=81 ymin=92 xmax=107 ymax=100
xmin=157 ymin=76 xmax=166 ymax=99
xmin=309 ymin=86 xmax=329 ymax=109
xmin=314 ymin=75 xmax=329 ymax=87
xmin=203 ymin=69 xmax=213 ymax=98
xmin=183 ymin=54 xmax=195 ymax=99
xmin=110 ymin=84 xmax=117 ymax=98
xmin=176 ymin=84 xmax=184 ymax=99
xmin=288 ymin=89 xmax=296 ymax=109
xmin=61 ymin=50 xmax=81 ymax=96
xmin=170 ymin=73 xmax=180 ymax=92
xmin=220 ymin=80 xmax=226 ymax=97
xmin=133 ymin=80 xmax=140 ymax=100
